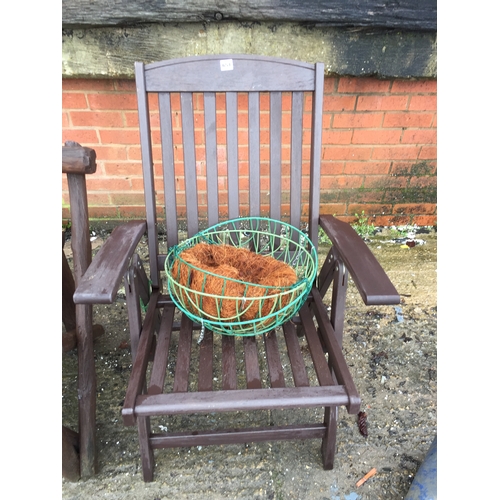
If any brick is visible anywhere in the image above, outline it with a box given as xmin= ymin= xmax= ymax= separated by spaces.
xmin=344 ymin=161 xmax=391 ymax=175
xmin=322 ymin=130 xmax=353 ymax=145
xmin=86 ymin=193 xmax=112 ymax=206
xmin=371 ymin=146 xmax=420 ymax=160
xmin=322 ymin=146 xmax=372 ymax=161
xmin=115 ymin=79 xmax=136 ymax=91
xmin=393 ymin=203 xmax=436 ymax=214
xmin=401 ymin=129 xmax=436 ymax=144
xmin=391 ymin=79 xmax=437 ymax=93
xmin=110 ymin=193 xmax=146 ymax=206
xmin=62 ymin=79 xmax=114 ymax=91
xmin=409 ymin=176 xmax=437 ymax=189
xmin=124 ymin=111 xmax=139 ymax=127
xmin=321 ymin=161 xmax=344 ymax=175
xmin=333 ymin=112 xmax=384 ymax=128
xmin=324 ymin=175 xmax=364 ymax=189
xmin=88 ymin=206 xmax=119 ymax=218
xmin=63 ymin=93 xmax=88 ymax=109
xmin=383 ymin=112 xmax=434 ymax=128
xmin=413 ymin=215 xmax=437 ymax=226
xmin=87 ymin=93 xmax=137 ymax=111
xmin=323 ymin=95 xmax=356 ymax=111
xmin=323 ymin=77 xmax=337 ymax=94
xmin=70 ymin=111 xmax=124 ymax=128
xmin=363 ymin=175 xmax=407 ymax=188
xmin=86 ymin=177 xmax=132 ymax=191
xmin=418 ymin=146 xmax=437 ymax=160
xmin=352 ymin=129 xmax=402 ymax=144
xmin=347 ymin=204 xmax=391 ymax=216
xmin=62 ymin=129 xmax=99 ymax=145
xmin=103 ymin=162 xmax=143 ymax=176
xmin=118 ymin=206 xmax=146 ymax=219
xmin=408 ymin=95 xmax=436 ymax=111
xmin=338 ymin=77 xmax=391 ymax=93
xmin=357 ymin=95 xmax=408 ymax=111
xmin=93 ymin=145 xmax=128 ymax=161
xmin=62 ymin=112 xmax=69 ymax=128
xmin=99 ymin=129 xmax=140 ymax=145
xmin=319 ymin=203 xmax=347 ymax=216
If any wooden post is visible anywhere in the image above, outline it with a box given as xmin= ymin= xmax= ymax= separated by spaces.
xmin=62 ymin=141 xmax=98 ymax=479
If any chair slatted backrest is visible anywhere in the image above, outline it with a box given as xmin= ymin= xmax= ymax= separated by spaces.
xmin=135 ymin=55 xmax=324 ymax=288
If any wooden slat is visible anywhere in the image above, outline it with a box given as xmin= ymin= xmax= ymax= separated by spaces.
xmin=307 ymin=62 xmax=324 ymax=250
xmin=243 ymin=336 xmax=262 ymax=389
xmin=248 ymin=92 xmax=260 ymax=216
xmin=148 ymin=306 xmax=175 ymax=395
xmin=135 ymin=385 xmax=351 ymax=416
xmin=269 ymin=91 xmax=282 ymax=221
xmin=204 ymin=92 xmax=219 ymax=227
xmin=226 ymin=91 xmax=239 ymax=219
xmin=159 ymin=92 xmax=179 ymax=247
xmin=198 ymin=329 xmax=214 ymax=392
xmin=299 ymin=306 xmax=335 ymax=387
xmin=289 ymin=91 xmax=303 ymax=236
xmin=173 ymin=315 xmax=193 ymax=393
xmin=263 ymin=330 xmax=285 ymax=388
xmin=150 ymin=424 xmax=326 ymax=449
xmin=282 ymin=321 xmax=309 ymax=387
xmin=221 ymin=335 xmax=237 ymax=390
xmin=181 ymin=92 xmax=199 ymax=237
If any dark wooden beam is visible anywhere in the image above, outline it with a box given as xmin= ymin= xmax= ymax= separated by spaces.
xmin=62 ymin=0 xmax=436 ymax=31
xmin=62 ymin=23 xmax=436 ymax=79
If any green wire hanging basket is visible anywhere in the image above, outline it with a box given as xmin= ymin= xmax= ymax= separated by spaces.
xmin=165 ymin=217 xmax=318 ymax=336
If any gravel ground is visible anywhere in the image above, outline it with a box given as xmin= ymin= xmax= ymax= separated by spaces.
xmin=62 ymin=228 xmax=437 ymax=500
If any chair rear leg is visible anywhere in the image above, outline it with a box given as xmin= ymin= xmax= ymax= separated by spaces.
xmin=321 ymin=405 xmax=338 ymax=470
xmin=138 ymin=416 xmax=155 ymax=482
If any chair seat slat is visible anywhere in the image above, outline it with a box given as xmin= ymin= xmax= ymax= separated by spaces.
xmin=263 ymin=329 xmax=286 ymax=388
xmin=299 ymin=306 xmax=335 ymax=387
xmin=282 ymin=321 xmax=310 ymax=387
xmin=221 ymin=334 xmax=237 ymax=390
xmin=148 ymin=306 xmax=175 ymax=395
xmin=243 ymin=336 xmax=262 ymax=389
xmin=198 ymin=329 xmax=214 ymax=392
xmin=172 ymin=315 xmax=193 ymax=393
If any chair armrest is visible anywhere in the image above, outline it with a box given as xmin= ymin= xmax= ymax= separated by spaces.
xmin=319 ymin=214 xmax=399 ymax=306
xmin=73 ymin=220 xmax=147 ymax=304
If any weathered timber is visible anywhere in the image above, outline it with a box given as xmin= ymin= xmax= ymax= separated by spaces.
xmin=62 ymin=0 xmax=437 ymax=31
xmin=62 ymin=22 xmax=436 ymax=79
xmin=62 ymin=141 xmax=97 ymax=175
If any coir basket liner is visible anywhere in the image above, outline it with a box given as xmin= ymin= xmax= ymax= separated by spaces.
xmin=165 ymin=217 xmax=318 ymax=336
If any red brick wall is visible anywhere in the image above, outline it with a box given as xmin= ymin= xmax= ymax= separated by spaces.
xmin=62 ymin=76 xmax=437 ymax=227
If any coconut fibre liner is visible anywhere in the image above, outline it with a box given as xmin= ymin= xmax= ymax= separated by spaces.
xmin=169 ymin=242 xmax=298 ymax=323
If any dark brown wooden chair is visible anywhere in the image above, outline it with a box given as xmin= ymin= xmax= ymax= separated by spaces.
xmin=74 ymin=55 xmax=399 ymax=482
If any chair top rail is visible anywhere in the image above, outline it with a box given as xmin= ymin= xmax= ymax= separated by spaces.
xmin=140 ymin=54 xmax=319 ymax=93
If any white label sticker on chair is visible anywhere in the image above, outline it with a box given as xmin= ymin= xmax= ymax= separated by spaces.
xmin=220 ymin=59 xmax=234 ymax=71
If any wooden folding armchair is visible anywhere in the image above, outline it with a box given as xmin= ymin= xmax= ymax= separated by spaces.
xmin=74 ymin=55 xmax=399 ymax=482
